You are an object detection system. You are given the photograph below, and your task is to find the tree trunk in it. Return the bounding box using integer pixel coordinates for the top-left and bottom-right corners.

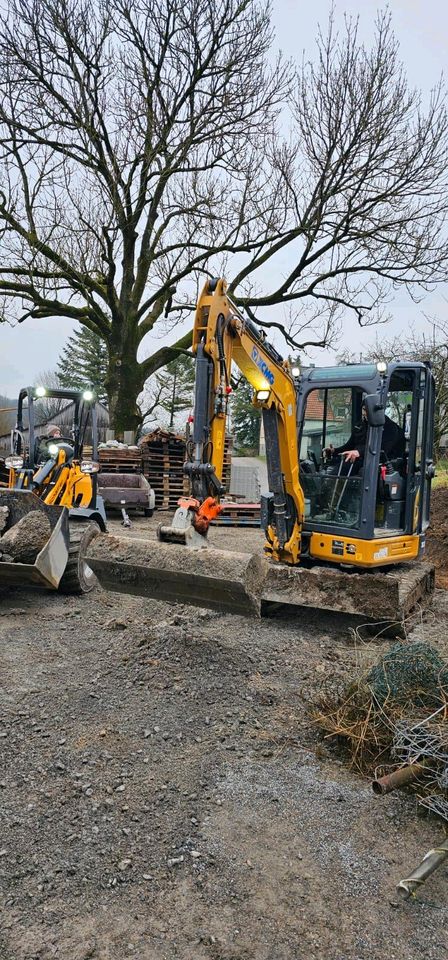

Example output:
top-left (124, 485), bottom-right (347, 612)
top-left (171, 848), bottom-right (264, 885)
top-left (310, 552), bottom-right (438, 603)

top-left (169, 368), bottom-right (177, 428)
top-left (105, 332), bottom-right (145, 439)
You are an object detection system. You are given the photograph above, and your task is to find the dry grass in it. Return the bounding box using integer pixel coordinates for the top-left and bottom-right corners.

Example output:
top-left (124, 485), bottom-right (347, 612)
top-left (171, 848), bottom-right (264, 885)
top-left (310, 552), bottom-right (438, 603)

top-left (311, 643), bottom-right (448, 816)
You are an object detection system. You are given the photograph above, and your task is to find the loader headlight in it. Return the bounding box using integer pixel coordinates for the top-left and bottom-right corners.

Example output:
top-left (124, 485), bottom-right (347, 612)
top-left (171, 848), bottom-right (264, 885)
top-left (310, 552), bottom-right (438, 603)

top-left (80, 459), bottom-right (100, 474)
top-left (35, 386), bottom-right (47, 397)
top-left (376, 361), bottom-right (387, 374)
top-left (5, 455), bottom-right (23, 470)
top-left (48, 443), bottom-right (60, 456)
top-left (256, 389), bottom-right (270, 402)
top-left (82, 389), bottom-right (94, 402)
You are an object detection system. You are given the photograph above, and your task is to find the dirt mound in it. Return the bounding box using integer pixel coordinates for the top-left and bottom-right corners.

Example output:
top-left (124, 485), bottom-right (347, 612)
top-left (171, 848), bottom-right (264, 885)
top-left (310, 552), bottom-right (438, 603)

top-left (427, 486), bottom-right (448, 587)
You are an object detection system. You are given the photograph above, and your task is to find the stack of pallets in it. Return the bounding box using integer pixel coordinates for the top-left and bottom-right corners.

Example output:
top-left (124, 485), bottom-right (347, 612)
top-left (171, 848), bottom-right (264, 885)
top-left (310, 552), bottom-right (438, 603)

top-left (212, 501), bottom-right (261, 527)
top-left (98, 447), bottom-right (142, 474)
top-left (0, 459), bottom-right (9, 487)
top-left (222, 435), bottom-right (233, 493)
top-left (140, 430), bottom-right (189, 509)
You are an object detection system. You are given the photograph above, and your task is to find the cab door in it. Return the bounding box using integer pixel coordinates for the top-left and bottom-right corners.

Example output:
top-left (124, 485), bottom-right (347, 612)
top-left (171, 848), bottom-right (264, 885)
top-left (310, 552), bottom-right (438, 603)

top-left (406, 366), bottom-right (435, 535)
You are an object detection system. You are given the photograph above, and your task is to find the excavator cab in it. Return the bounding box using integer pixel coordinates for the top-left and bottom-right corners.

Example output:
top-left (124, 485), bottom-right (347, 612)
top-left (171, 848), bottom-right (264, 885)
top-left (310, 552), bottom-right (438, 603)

top-left (296, 362), bottom-right (435, 567)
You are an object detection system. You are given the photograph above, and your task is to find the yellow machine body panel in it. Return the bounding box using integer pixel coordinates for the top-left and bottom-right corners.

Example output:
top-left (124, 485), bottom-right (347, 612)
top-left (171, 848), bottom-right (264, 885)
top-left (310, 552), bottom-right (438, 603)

top-left (309, 532), bottom-right (421, 567)
top-left (9, 452), bottom-right (93, 509)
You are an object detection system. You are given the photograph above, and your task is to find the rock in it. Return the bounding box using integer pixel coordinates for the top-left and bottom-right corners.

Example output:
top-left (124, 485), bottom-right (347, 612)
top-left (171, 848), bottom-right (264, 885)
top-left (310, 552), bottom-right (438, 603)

top-left (118, 858), bottom-right (132, 871)
top-left (0, 512), bottom-right (51, 564)
top-left (0, 506), bottom-right (9, 534)
top-left (167, 855), bottom-right (184, 867)
top-left (0, 606), bottom-right (27, 616)
top-left (73, 940), bottom-right (97, 960)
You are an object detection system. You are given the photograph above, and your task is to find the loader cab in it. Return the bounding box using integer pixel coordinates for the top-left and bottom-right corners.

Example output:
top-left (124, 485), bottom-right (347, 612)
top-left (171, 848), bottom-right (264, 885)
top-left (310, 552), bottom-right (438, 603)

top-left (12, 386), bottom-right (96, 468)
top-left (8, 386), bottom-right (106, 527)
top-left (296, 361), bottom-right (435, 563)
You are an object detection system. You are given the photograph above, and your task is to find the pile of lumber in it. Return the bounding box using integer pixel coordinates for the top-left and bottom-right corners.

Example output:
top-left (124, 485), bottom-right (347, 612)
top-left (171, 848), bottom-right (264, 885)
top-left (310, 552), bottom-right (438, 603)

top-left (140, 429), bottom-right (189, 509)
top-left (222, 436), bottom-right (232, 493)
top-left (212, 501), bottom-right (261, 527)
top-left (98, 445), bottom-right (142, 474)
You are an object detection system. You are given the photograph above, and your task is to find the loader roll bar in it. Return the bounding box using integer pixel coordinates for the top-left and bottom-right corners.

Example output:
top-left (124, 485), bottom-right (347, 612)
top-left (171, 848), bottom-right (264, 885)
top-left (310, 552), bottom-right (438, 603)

top-left (14, 387), bottom-right (96, 470)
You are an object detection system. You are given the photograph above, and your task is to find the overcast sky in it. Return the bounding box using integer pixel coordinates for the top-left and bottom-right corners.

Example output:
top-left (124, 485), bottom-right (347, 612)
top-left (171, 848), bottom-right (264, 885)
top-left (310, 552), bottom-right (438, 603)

top-left (1, 0), bottom-right (447, 397)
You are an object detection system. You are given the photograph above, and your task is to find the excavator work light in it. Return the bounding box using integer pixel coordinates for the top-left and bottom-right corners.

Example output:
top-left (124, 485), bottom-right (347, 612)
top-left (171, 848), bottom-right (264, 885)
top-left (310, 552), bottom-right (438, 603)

top-left (35, 386), bottom-right (46, 398)
top-left (256, 389), bottom-right (270, 402)
top-left (5, 455), bottom-right (23, 470)
top-left (82, 390), bottom-right (94, 402)
top-left (48, 444), bottom-right (60, 457)
top-left (80, 459), bottom-right (100, 474)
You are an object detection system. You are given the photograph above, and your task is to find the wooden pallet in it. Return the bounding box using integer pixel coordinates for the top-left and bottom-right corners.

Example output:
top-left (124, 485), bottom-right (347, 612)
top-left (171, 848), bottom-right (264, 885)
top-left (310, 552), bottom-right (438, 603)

top-left (222, 435), bottom-right (232, 493)
top-left (212, 501), bottom-right (261, 527)
top-left (99, 450), bottom-right (142, 474)
top-left (140, 429), bottom-right (188, 508)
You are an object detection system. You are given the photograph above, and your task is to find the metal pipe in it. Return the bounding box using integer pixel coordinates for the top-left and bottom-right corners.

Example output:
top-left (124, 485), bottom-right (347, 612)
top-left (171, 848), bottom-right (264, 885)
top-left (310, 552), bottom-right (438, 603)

top-left (372, 763), bottom-right (425, 796)
top-left (397, 837), bottom-right (448, 900)
top-left (335, 461), bottom-right (354, 512)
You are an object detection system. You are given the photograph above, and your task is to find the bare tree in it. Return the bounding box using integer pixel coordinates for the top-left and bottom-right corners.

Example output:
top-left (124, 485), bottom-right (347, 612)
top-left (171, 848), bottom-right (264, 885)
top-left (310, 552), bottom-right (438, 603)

top-left (33, 368), bottom-right (68, 423)
top-left (1, 2), bottom-right (448, 434)
top-left (344, 322), bottom-right (448, 458)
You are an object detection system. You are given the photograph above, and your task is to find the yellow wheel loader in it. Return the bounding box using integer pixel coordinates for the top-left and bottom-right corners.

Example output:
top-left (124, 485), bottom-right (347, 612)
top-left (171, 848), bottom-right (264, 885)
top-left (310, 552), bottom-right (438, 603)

top-left (85, 278), bottom-right (434, 623)
top-left (0, 386), bottom-right (106, 593)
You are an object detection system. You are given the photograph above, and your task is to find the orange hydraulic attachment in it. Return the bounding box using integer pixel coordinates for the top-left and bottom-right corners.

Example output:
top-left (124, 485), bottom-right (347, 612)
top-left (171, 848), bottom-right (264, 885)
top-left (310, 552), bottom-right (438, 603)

top-left (178, 496), bottom-right (223, 536)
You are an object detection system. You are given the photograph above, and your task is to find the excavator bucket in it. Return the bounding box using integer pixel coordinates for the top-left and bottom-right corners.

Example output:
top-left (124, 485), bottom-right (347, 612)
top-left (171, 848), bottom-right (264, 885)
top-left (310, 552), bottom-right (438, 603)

top-left (85, 533), bottom-right (268, 616)
top-left (85, 533), bottom-right (435, 624)
top-left (0, 490), bottom-right (69, 590)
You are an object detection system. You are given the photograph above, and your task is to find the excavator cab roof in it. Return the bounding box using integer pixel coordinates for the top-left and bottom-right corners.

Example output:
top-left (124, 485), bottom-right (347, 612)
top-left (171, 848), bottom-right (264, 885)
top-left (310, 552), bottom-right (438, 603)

top-left (298, 360), bottom-right (430, 386)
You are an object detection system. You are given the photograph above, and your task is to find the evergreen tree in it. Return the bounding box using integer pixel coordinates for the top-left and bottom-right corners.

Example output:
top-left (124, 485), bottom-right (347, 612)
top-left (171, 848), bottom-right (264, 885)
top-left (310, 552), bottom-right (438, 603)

top-left (153, 355), bottom-right (196, 428)
top-left (57, 327), bottom-right (108, 404)
top-left (231, 381), bottom-right (261, 454)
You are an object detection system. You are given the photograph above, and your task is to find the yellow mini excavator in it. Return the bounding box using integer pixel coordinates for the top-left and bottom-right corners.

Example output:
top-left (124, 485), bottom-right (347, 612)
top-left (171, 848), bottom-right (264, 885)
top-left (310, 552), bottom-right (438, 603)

top-left (0, 386), bottom-right (106, 593)
top-left (86, 278), bottom-right (435, 623)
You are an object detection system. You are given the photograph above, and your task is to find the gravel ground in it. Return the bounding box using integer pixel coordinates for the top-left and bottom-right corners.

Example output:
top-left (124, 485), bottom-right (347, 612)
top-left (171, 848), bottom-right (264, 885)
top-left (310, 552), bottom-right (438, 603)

top-left (1, 515), bottom-right (447, 960)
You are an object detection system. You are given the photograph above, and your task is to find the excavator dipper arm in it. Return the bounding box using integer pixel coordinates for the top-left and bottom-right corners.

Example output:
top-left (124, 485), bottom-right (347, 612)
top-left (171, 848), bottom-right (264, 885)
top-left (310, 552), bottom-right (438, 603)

top-left (159, 278), bottom-right (305, 565)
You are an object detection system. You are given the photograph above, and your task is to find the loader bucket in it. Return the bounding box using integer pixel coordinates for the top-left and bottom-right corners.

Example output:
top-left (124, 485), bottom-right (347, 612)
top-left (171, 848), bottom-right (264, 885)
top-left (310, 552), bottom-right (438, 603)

top-left (0, 490), bottom-right (69, 590)
top-left (85, 534), bottom-right (268, 616)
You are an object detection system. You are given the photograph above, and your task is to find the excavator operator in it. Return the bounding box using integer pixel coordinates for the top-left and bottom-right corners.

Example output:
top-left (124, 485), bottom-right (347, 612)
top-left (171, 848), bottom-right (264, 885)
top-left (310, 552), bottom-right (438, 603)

top-left (325, 401), bottom-right (405, 474)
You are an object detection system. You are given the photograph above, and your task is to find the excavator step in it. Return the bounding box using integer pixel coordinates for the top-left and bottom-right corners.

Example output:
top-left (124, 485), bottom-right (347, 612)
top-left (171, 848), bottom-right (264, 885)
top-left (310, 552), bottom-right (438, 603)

top-left (85, 533), bottom-right (435, 623)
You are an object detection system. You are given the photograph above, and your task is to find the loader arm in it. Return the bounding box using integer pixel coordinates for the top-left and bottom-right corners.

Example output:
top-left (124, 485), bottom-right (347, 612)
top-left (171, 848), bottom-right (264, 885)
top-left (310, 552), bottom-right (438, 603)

top-left (182, 278), bottom-right (304, 564)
